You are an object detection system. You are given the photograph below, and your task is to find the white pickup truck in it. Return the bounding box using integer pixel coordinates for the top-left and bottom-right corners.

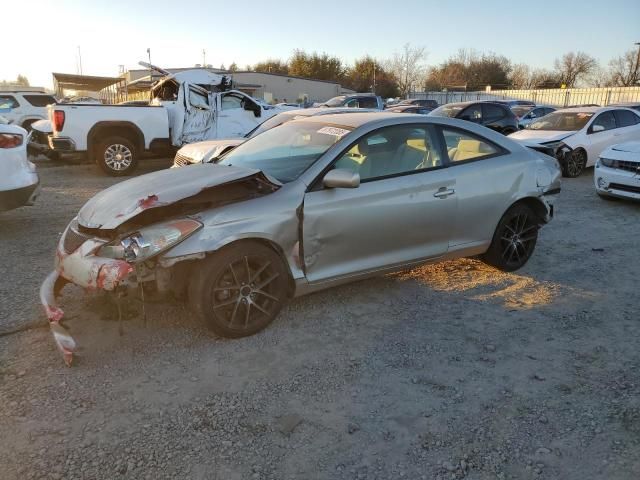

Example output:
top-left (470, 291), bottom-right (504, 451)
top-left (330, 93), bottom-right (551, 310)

top-left (48, 68), bottom-right (283, 175)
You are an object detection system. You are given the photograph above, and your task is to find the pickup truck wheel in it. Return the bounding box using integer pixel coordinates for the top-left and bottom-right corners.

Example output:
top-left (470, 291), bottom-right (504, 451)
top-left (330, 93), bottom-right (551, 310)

top-left (95, 136), bottom-right (138, 176)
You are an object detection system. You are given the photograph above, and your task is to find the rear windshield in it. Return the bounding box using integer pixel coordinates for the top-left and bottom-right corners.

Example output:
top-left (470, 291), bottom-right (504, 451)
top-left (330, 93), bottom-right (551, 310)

top-left (23, 95), bottom-right (57, 107)
top-left (429, 104), bottom-right (466, 118)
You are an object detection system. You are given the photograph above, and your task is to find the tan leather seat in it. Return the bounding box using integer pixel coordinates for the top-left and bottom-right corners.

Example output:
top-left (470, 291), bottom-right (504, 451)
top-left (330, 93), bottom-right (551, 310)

top-left (452, 139), bottom-right (492, 161)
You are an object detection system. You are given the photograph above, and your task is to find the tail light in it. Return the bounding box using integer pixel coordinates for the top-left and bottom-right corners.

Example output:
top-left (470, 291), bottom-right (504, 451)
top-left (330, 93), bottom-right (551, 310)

top-left (0, 133), bottom-right (23, 148)
top-left (53, 110), bottom-right (65, 132)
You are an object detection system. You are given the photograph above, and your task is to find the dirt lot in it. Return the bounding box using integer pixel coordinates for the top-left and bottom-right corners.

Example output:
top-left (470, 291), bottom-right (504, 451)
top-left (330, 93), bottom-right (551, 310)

top-left (1, 159), bottom-right (639, 480)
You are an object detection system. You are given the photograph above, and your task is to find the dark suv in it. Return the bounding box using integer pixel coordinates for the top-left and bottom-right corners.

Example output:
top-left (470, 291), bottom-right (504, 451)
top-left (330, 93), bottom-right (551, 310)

top-left (397, 98), bottom-right (439, 109)
top-left (320, 94), bottom-right (384, 110)
top-left (429, 101), bottom-right (520, 134)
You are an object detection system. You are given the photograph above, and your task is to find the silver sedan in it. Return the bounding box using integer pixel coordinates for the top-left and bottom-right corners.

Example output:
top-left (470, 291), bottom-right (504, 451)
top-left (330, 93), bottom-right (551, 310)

top-left (41, 113), bottom-right (561, 364)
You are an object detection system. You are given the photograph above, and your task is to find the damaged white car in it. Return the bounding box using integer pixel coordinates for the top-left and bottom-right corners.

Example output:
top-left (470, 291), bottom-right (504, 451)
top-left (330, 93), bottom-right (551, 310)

top-left (41, 113), bottom-right (560, 365)
top-left (1, 123), bottom-right (39, 211)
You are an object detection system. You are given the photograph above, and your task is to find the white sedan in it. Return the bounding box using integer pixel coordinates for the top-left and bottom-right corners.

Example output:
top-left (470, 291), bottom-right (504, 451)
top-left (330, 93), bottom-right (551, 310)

top-left (595, 141), bottom-right (640, 201)
top-left (509, 106), bottom-right (640, 177)
top-left (0, 124), bottom-right (39, 211)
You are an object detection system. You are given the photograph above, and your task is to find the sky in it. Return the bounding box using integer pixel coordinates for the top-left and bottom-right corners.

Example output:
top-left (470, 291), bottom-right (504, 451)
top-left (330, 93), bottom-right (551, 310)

top-left (3, 0), bottom-right (639, 89)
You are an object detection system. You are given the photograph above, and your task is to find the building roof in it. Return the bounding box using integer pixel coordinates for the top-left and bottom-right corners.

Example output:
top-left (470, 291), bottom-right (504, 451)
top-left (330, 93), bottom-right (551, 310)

top-left (52, 72), bottom-right (123, 91)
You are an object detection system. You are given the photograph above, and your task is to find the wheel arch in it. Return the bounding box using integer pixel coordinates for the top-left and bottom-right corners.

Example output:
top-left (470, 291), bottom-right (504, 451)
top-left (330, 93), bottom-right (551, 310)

top-left (87, 121), bottom-right (145, 155)
top-left (508, 196), bottom-right (550, 225)
top-left (173, 236), bottom-right (297, 298)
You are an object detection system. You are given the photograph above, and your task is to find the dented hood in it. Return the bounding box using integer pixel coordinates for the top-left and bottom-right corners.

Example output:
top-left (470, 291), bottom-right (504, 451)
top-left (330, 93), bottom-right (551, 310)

top-left (78, 164), bottom-right (265, 230)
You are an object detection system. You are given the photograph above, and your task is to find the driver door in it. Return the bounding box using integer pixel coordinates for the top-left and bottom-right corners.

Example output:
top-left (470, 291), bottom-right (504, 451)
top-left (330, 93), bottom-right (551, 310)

top-left (216, 92), bottom-right (262, 138)
top-left (302, 124), bottom-right (456, 283)
top-left (175, 83), bottom-right (214, 145)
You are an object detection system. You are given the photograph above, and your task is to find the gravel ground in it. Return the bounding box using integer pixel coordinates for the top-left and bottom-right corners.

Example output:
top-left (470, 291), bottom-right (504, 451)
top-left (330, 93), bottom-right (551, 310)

top-left (0, 159), bottom-right (639, 479)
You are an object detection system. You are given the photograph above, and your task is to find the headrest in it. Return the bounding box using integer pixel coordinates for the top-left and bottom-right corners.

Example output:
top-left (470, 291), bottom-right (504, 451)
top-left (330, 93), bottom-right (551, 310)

top-left (358, 139), bottom-right (370, 156)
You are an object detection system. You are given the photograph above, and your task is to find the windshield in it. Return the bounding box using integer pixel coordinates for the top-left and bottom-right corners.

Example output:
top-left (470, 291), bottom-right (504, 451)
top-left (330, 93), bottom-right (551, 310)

top-left (429, 103), bottom-right (466, 118)
top-left (529, 111), bottom-right (594, 131)
top-left (245, 112), bottom-right (298, 138)
top-left (323, 96), bottom-right (346, 107)
top-left (219, 121), bottom-right (352, 183)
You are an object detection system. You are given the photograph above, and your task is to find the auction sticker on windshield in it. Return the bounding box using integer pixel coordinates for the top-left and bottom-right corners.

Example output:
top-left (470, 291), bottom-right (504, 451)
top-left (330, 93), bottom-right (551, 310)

top-left (317, 126), bottom-right (350, 137)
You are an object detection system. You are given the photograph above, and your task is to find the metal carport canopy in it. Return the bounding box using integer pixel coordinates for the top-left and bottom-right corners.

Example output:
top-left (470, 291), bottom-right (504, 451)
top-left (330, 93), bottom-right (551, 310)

top-left (52, 72), bottom-right (123, 91)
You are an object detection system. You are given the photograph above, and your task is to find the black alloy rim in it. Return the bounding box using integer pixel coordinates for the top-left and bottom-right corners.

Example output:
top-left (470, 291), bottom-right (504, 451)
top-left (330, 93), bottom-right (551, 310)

top-left (210, 255), bottom-right (281, 330)
top-left (500, 213), bottom-right (537, 267)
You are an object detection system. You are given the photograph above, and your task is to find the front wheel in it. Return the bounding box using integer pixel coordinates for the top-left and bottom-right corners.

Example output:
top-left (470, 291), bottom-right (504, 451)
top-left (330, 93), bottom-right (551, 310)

top-left (94, 136), bottom-right (138, 176)
top-left (483, 204), bottom-right (539, 272)
top-left (189, 242), bottom-right (289, 338)
top-left (562, 149), bottom-right (587, 178)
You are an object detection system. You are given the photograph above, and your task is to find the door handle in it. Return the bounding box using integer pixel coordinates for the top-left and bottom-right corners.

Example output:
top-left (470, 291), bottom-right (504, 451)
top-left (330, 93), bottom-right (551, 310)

top-left (433, 187), bottom-right (455, 198)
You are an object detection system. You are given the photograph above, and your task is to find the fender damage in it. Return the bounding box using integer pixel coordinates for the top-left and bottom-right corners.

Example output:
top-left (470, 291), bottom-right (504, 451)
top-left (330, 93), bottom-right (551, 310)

top-left (40, 164), bottom-right (280, 365)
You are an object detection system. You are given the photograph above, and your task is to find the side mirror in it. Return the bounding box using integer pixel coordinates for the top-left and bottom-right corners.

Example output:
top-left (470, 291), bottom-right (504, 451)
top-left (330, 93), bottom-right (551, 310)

top-left (592, 124), bottom-right (605, 133)
top-left (244, 101), bottom-right (261, 117)
top-left (323, 169), bottom-right (360, 189)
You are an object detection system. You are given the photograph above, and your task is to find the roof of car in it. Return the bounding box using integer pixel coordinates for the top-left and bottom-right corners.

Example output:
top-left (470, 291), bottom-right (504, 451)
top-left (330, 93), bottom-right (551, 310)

top-left (294, 111), bottom-right (410, 128)
top-left (555, 106), bottom-right (614, 113)
top-left (285, 107), bottom-right (379, 117)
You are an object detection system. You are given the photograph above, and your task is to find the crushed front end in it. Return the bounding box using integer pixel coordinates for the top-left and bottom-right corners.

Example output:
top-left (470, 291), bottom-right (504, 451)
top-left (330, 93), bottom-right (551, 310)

top-left (40, 217), bottom-right (202, 366)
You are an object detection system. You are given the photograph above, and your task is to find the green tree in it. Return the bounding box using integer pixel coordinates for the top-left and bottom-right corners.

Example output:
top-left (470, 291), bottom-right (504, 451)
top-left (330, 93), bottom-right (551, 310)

top-left (252, 59), bottom-right (289, 75)
top-left (345, 56), bottom-right (399, 98)
top-left (425, 49), bottom-right (512, 91)
top-left (288, 50), bottom-right (345, 82)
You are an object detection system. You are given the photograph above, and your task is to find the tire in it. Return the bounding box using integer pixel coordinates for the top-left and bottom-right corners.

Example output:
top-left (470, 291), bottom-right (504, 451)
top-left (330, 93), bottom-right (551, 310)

top-left (94, 136), bottom-right (138, 176)
top-left (561, 149), bottom-right (587, 178)
top-left (483, 203), bottom-right (539, 272)
top-left (46, 150), bottom-right (61, 162)
top-left (189, 241), bottom-right (289, 338)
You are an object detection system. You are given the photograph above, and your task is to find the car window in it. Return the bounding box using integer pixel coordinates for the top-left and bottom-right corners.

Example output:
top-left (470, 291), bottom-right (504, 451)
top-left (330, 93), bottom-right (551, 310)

top-left (461, 104), bottom-right (482, 120)
top-left (23, 95), bottom-right (57, 107)
top-left (221, 94), bottom-right (243, 110)
top-left (613, 109), bottom-right (639, 127)
top-left (189, 87), bottom-right (209, 110)
top-left (441, 128), bottom-right (500, 163)
top-left (358, 97), bottom-right (378, 109)
top-left (344, 99), bottom-right (358, 108)
top-left (0, 95), bottom-right (19, 110)
top-left (332, 125), bottom-right (443, 182)
top-left (544, 108), bottom-right (555, 116)
top-left (483, 104), bottom-right (505, 122)
top-left (591, 112), bottom-right (617, 131)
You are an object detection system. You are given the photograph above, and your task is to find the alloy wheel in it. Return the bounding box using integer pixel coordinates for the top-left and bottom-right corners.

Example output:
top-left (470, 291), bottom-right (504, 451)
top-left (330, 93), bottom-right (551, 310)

top-left (210, 255), bottom-right (282, 330)
top-left (565, 150), bottom-right (586, 177)
top-left (104, 144), bottom-right (133, 171)
top-left (499, 212), bottom-right (538, 268)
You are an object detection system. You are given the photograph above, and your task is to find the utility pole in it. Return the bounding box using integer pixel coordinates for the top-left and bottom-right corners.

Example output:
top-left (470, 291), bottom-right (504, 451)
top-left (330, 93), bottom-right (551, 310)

top-left (635, 42), bottom-right (640, 85)
top-left (77, 46), bottom-right (83, 75)
top-left (203, 49), bottom-right (206, 68)
top-left (372, 63), bottom-right (376, 94)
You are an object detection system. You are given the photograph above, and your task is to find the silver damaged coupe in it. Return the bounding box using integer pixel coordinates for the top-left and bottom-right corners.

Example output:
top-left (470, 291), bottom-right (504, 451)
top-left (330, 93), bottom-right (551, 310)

top-left (41, 112), bottom-right (561, 364)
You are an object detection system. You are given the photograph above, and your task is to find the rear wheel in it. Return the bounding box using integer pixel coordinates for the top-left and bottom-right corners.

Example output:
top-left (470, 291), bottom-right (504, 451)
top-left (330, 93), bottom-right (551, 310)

top-left (562, 149), bottom-right (587, 178)
top-left (483, 203), bottom-right (539, 272)
top-left (189, 242), bottom-right (289, 338)
top-left (94, 136), bottom-right (138, 176)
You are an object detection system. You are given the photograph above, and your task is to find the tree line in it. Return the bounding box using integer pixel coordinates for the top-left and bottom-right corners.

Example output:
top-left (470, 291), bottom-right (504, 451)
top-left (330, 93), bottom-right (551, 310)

top-left (233, 44), bottom-right (640, 96)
